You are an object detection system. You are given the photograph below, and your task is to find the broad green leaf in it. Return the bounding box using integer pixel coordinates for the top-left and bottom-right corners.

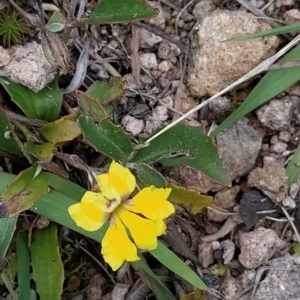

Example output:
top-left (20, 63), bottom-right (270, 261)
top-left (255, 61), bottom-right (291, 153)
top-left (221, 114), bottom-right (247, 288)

top-left (0, 109), bottom-right (23, 156)
top-left (31, 224), bottom-right (64, 300)
top-left (86, 78), bottom-right (126, 104)
top-left (0, 216), bottom-right (17, 259)
top-left (77, 91), bottom-right (107, 121)
top-left (0, 173), bottom-right (208, 292)
top-left (211, 45), bottom-right (300, 137)
top-left (226, 22), bottom-right (300, 42)
top-left (24, 141), bottom-right (54, 161)
top-left (1, 166), bottom-right (48, 217)
top-left (16, 231), bottom-right (31, 300)
top-left (130, 123), bottom-right (230, 185)
top-left (168, 183), bottom-right (213, 214)
top-left (79, 115), bottom-right (133, 161)
top-left (150, 242), bottom-right (209, 292)
top-left (286, 144), bottom-right (300, 186)
top-left (0, 77), bottom-right (62, 122)
top-left (0, 254), bottom-right (17, 287)
top-left (39, 115), bottom-right (81, 144)
top-left (83, 0), bottom-right (158, 24)
top-left (131, 163), bottom-right (166, 188)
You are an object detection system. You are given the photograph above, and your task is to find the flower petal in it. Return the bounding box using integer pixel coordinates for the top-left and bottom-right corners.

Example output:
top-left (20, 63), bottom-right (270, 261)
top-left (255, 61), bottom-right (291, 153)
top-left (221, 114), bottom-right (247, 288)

top-left (68, 191), bottom-right (108, 231)
top-left (97, 161), bottom-right (136, 200)
top-left (101, 216), bottom-right (140, 271)
top-left (117, 206), bottom-right (166, 250)
top-left (128, 186), bottom-right (174, 221)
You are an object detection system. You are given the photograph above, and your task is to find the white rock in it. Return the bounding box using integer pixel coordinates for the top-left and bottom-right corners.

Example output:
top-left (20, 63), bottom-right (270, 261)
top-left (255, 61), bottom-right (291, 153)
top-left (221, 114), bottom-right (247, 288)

top-left (188, 9), bottom-right (279, 97)
top-left (256, 96), bottom-right (298, 130)
top-left (198, 243), bottom-right (214, 268)
top-left (221, 240), bottom-right (235, 264)
top-left (192, 0), bottom-right (216, 20)
top-left (1, 41), bottom-right (57, 92)
top-left (282, 196), bottom-right (296, 209)
top-left (279, 131), bottom-right (291, 142)
top-left (140, 53), bottom-right (158, 69)
top-left (270, 141), bottom-right (287, 153)
top-left (153, 105), bottom-right (168, 121)
top-left (158, 40), bottom-right (181, 60)
top-left (121, 115), bottom-right (144, 136)
top-left (0, 46), bottom-right (10, 67)
top-left (157, 60), bottom-right (173, 72)
top-left (140, 29), bottom-right (162, 48)
top-left (144, 117), bottom-right (161, 134)
top-left (238, 227), bottom-right (285, 269)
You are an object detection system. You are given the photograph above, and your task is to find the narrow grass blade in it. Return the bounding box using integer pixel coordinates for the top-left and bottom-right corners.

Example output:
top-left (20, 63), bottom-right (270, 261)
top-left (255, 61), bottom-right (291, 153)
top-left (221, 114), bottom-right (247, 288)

top-left (211, 45), bottom-right (300, 137)
top-left (132, 258), bottom-right (176, 300)
top-left (0, 216), bottom-right (17, 259)
top-left (31, 224), bottom-right (64, 300)
top-left (150, 242), bottom-right (209, 291)
top-left (226, 22), bottom-right (300, 42)
top-left (16, 231), bottom-right (31, 300)
top-left (286, 145), bottom-right (300, 186)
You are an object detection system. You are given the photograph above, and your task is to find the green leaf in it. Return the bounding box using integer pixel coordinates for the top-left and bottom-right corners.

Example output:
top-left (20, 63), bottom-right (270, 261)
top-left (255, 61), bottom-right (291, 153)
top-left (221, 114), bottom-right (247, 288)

top-left (1, 166), bottom-right (48, 217)
top-left (226, 22), bottom-right (300, 42)
top-left (0, 216), bottom-right (17, 259)
top-left (16, 231), bottom-right (31, 300)
top-left (132, 258), bottom-right (176, 300)
top-left (45, 22), bottom-right (64, 32)
top-left (79, 115), bottom-right (134, 161)
top-left (211, 45), bottom-right (300, 137)
top-left (83, 0), bottom-right (159, 24)
top-left (39, 115), bottom-right (81, 144)
top-left (130, 163), bottom-right (166, 188)
top-left (286, 144), bottom-right (300, 186)
top-left (130, 123), bottom-right (230, 185)
top-left (24, 141), bottom-right (54, 161)
top-left (0, 77), bottom-right (62, 122)
top-left (0, 172), bottom-right (208, 292)
top-left (0, 254), bottom-right (17, 287)
top-left (168, 183), bottom-right (213, 214)
top-left (0, 109), bottom-right (23, 156)
top-left (77, 91), bottom-right (107, 121)
top-left (150, 242), bottom-right (209, 292)
top-left (31, 224), bottom-right (64, 300)
top-left (86, 78), bottom-right (126, 104)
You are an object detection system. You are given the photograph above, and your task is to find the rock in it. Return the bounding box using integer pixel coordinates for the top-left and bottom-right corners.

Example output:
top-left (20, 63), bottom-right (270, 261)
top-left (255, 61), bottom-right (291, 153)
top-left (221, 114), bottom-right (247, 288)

top-left (216, 117), bottom-right (262, 180)
top-left (146, 1), bottom-right (165, 29)
top-left (152, 105), bottom-right (168, 121)
top-left (111, 283), bottom-right (129, 300)
top-left (0, 41), bottom-right (57, 92)
top-left (208, 96), bottom-right (232, 123)
top-left (253, 254), bottom-right (300, 300)
top-left (192, 0), bottom-right (216, 20)
top-left (198, 243), bottom-right (214, 268)
top-left (247, 161), bottom-right (287, 203)
top-left (144, 117), bottom-right (161, 135)
top-left (278, 131), bottom-right (291, 142)
top-left (121, 115), bottom-right (144, 136)
top-left (238, 227), bottom-right (285, 269)
top-left (188, 9), bottom-right (279, 97)
top-left (158, 40), bottom-right (181, 60)
top-left (214, 185), bottom-right (240, 209)
top-left (240, 270), bottom-right (256, 289)
top-left (282, 196), bottom-right (296, 209)
top-left (270, 141), bottom-right (287, 153)
top-left (140, 53), bottom-right (158, 69)
top-left (168, 165), bottom-right (224, 194)
top-left (222, 277), bottom-right (243, 300)
top-left (157, 60), bottom-right (173, 72)
top-left (207, 207), bottom-right (228, 222)
top-left (140, 29), bottom-right (162, 48)
top-left (283, 9), bottom-right (300, 24)
top-left (0, 46), bottom-right (10, 67)
top-left (256, 97), bottom-right (298, 130)
top-left (221, 240), bottom-right (235, 264)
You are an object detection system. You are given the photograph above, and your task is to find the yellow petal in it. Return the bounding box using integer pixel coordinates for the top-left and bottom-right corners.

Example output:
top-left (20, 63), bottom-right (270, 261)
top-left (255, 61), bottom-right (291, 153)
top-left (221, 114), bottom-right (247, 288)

top-left (68, 191), bottom-right (108, 232)
top-left (101, 216), bottom-right (140, 271)
top-left (117, 206), bottom-right (166, 250)
top-left (97, 161), bottom-right (136, 200)
top-left (129, 186), bottom-right (174, 221)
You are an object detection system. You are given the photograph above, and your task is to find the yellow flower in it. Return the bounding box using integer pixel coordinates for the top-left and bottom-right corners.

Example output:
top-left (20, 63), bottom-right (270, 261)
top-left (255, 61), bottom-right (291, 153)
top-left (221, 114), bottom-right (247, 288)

top-left (68, 161), bottom-right (174, 271)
